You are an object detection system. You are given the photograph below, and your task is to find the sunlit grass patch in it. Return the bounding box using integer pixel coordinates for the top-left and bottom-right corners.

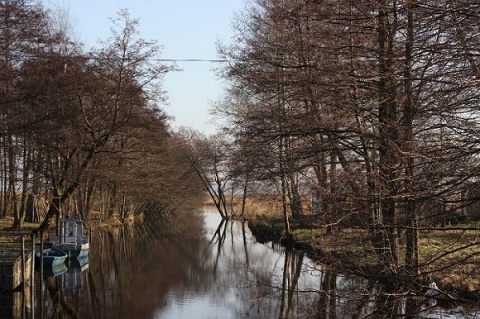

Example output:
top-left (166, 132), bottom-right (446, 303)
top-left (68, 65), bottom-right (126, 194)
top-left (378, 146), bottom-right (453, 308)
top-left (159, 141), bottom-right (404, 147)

top-left (286, 220), bottom-right (479, 292)
top-left (0, 217), bottom-right (39, 232)
top-left (292, 228), bottom-right (324, 241)
top-left (418, 228), bottom-right (480, 290)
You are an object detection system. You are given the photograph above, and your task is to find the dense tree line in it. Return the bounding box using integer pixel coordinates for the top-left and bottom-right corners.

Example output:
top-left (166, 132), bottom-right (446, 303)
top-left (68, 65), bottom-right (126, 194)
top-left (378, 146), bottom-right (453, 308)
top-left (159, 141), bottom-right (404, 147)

top-left (0, 1), bottom-right (203, 230)
top-left (209, 0), bottom-right (480, 276)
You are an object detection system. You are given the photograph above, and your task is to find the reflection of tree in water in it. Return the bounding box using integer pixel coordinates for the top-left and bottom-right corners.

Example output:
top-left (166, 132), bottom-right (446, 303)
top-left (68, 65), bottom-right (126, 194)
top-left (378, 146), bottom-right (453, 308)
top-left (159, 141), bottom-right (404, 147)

top-left (35, 212), bottom-right (477, 318)
top-left (37, 274), bottom-right (81, 319)
top-left (206, 217), bottom-right (322, 318)
top-left (211, 222), bottom-right (316, 319)
top-left (235, 246), bottom-right (322, 319)
top-left (316, 269), bottom-right (337, 319)
top-left (93, 214), bottom-right (212, 318)
top-left (224, 222), bottom-right (459, 319)
top-left (37, 212), bottom-right (210, 319)
top-left (210, 218), bottom-right (227, 274)
top-left (318, 279), bottom-right (467, 319)
top-left (278, 249), bottom-right (304, 319)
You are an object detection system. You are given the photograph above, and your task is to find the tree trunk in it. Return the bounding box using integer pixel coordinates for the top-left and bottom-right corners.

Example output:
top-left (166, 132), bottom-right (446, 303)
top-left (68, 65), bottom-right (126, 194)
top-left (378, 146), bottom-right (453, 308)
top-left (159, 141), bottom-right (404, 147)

top-left (403, 0), bottom-right (419, 273)
top-left (240, 176), bottom-right (248, 219)
top-left (376, 0), bottom-right (399, 267)
top-left (8, 132), bottom-right (20, 229)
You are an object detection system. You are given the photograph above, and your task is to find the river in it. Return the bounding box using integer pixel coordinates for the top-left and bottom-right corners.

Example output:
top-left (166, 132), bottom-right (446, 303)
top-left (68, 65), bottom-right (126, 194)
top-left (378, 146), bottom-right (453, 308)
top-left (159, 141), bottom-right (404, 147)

top-left (5, 209), bottom-right (478, 318)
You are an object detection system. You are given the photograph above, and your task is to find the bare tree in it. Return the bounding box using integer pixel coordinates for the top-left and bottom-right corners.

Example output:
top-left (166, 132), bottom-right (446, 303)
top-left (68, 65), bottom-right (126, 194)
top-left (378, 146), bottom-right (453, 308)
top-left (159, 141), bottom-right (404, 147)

top-left (0, 0), bottom-right (55, 229)
top-left (30, 10), bottom-right (174, 232)
top-left (181, 129), bottom-right (234, 219)
top-left (217, 0), bottom-right (480, 282)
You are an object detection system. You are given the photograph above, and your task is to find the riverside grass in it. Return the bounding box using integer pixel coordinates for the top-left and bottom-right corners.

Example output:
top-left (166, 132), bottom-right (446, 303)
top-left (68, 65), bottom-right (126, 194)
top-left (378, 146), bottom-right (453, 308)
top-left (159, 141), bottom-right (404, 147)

top-left (217, 195), bottom-right (479, 298)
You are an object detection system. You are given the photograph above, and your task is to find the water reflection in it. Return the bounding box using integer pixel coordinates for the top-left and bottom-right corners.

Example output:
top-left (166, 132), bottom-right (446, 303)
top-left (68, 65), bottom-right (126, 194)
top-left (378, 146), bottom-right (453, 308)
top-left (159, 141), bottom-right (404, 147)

top-left (60, 257), bottom-right (89, 292)
top-left (22, 210), bottom-right (479, 318)
top-left (37, 259), bottom-right (89, 318)
top-left (0, 286), bottom-right (32, 318)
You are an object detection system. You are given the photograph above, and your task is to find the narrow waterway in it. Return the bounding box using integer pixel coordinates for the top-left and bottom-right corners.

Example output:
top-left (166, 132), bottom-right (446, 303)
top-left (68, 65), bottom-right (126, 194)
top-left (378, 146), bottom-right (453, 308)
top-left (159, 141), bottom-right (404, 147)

top-left (13, 210), bottom-right (478, 318)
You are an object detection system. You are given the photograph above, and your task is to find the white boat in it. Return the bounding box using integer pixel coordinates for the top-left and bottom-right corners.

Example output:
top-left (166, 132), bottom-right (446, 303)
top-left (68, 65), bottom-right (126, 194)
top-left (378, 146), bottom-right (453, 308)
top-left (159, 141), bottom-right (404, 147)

top-left (53, 213), bottom-right (89, 258)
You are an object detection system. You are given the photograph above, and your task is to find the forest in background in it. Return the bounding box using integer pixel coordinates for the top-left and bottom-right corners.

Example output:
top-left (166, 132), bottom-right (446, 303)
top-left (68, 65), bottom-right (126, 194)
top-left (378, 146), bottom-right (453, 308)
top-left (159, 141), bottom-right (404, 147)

top-left (0, 1), bottom-right (204, 231)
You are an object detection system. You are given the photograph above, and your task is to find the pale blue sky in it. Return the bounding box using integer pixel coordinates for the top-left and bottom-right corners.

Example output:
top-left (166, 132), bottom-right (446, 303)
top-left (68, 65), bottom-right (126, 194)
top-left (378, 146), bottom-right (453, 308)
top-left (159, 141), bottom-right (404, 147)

top-left (44, 1), bottom-right (246, 134)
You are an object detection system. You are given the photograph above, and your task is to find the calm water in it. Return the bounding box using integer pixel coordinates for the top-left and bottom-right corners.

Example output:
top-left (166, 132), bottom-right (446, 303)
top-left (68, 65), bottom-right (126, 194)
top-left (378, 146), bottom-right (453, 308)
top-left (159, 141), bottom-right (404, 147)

top-left (3, 210), bottom-right (478, 318)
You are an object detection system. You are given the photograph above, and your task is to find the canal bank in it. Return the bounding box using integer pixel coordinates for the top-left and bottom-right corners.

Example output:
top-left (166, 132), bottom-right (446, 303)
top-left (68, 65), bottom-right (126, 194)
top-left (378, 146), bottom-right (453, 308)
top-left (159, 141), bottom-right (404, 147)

top-left (247, 217), bottom-right (480, 304)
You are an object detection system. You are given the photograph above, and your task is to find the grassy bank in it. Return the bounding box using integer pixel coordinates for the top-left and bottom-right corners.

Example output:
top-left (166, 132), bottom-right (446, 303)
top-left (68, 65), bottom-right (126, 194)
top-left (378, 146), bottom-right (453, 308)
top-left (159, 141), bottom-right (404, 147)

top-left (217, 194), bottom-right (479, 299)
top-left (0, 217), bottom-right (40, 232)
top-left (248, 215), bottom-right (480, 302)
top-left (0, 213), bottom-right (129, 234)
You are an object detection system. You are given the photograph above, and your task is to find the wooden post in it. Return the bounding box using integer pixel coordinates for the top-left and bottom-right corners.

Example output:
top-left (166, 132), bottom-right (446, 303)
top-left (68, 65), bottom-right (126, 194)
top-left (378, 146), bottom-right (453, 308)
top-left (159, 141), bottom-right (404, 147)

top-left (40, 231), bottom-right (45, 318)
top-left (30, 233), bottom-right (35, 306)
top-left (40, 232), bottom-right (44, 277)
top-left (21, 235), bottom-right (25, 288)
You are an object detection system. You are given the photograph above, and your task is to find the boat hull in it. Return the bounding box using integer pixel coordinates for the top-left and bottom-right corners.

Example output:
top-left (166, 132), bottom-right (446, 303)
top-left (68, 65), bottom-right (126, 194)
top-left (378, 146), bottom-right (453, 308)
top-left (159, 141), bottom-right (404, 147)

top-left (35, 248), bottom-right (68, 268)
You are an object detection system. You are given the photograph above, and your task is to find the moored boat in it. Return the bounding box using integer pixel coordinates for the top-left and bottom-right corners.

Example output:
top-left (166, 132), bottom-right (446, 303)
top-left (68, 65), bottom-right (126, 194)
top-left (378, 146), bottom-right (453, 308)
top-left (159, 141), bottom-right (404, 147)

top-left (35, 247), bottom-right (68, 268)
top-left (53, 213), bottom-right (89, 258)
